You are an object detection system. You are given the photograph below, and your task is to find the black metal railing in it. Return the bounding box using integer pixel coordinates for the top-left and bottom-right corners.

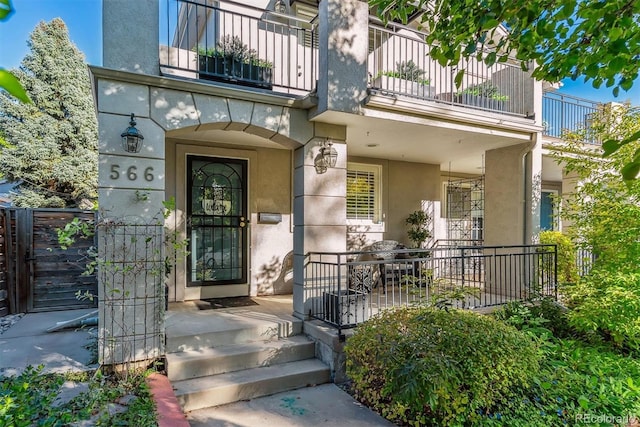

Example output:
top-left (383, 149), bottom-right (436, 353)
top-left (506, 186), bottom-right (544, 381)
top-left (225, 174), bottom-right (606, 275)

top-left (305, 244), bottom-right (557, 333)
top-left (368, 19), bottom-right (533, 117)
top-left (543, 91), bottom-right (602, 144)
top-left (160, 0), bottom-right (318, 94)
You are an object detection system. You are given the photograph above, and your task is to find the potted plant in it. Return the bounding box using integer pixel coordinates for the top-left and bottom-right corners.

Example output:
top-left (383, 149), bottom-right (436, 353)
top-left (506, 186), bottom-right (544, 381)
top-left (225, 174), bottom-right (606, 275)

top-left (196, 35), bottom-right (273, 89)
top-left (406, 209), bottom-right (431, 249)
top-left (374, 60), bottom-right (435, 98)
top-left (455, 81), bottom-right (509, 111)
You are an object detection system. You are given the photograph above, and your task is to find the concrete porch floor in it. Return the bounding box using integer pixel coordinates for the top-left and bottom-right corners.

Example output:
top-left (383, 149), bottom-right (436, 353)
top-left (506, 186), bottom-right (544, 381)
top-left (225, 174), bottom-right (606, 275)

top-left (166, 295), bottom-right (297, 347)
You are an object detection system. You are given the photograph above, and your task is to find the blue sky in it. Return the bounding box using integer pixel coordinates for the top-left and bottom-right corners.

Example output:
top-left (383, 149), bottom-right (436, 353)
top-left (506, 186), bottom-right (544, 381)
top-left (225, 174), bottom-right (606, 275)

top-left (1, 0), bottom-right (638, 105)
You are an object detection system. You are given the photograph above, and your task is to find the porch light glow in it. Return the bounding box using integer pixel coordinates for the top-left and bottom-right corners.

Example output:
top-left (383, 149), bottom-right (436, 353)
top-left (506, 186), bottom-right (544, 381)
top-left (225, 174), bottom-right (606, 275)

top-left (121, 113), bottom-right (144, 153)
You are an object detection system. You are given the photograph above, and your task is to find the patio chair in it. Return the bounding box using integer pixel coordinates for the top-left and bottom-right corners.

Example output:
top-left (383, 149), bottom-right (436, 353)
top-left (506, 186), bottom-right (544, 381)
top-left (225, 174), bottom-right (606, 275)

top-left (349, 240), bottom-right (405, 294)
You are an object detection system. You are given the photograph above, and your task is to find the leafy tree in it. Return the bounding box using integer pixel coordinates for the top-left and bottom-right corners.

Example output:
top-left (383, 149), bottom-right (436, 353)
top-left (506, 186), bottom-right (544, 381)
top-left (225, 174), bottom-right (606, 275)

top-left (555, 103), bottom-right (640, 270)
top-left (369, 0), bottom-right (639, 95)
top-left (552, 105), bottom-right (640, 351)
top-left (0, 18), bottom-right (97, 207)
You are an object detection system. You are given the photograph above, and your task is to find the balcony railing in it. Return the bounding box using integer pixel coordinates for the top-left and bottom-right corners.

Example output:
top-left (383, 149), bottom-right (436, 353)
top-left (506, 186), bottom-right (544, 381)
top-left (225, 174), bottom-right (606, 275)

top-left (305, 244), bottom-right (557, 334)
top-left (368, 19), bottom-right (533, 117)
top-left (543, 91), bottom-right (602, 144)
top-left (160, 0), bottom-right (318, 95)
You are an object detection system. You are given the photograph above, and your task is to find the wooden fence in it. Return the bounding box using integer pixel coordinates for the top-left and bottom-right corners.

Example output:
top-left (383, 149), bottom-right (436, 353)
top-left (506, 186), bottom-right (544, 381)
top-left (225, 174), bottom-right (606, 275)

top-left (0, 208), bottom-right (98, 315)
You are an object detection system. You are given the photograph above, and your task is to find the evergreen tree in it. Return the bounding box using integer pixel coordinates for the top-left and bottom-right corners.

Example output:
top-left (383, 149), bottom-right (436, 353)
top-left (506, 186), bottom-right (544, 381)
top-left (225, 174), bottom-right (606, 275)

top-left (0, 18), bottom-right (97, 207)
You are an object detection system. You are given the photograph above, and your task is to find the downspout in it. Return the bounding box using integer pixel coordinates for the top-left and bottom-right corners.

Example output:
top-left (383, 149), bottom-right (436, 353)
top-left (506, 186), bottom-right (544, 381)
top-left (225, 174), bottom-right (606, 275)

top-left (521, 135), bottom-right (538, 245)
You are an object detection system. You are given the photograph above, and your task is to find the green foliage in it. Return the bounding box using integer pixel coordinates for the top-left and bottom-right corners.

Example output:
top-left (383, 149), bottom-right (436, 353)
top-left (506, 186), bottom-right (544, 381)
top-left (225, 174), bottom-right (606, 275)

top-left (0, 365), bottom-right (64, 426)
top-left (489, 339), bottom-right (640, 426)
top-left (0, 366), bottom-right (157, 426)
top-left (381, 60), bottom-right (430, 85)
top-left (405, 209), bottom-right (431, 248)
top-left (557, 104), bottom-right (640, 271)
top-left (563, 271), bottom-right (640, 352)
top-left (197, 35), bottom-right (273, 68)
top-left (538, 231), bottom-right (577, 284)
top-left (0, 18), bottom-right (97, 207)
top-left (369, 0), bottom-right (640, 97)
top-left (56, 216), bottom-right (94, 250)
top-left (458, 81), bottom-right (509, 101)
top-left (493, 298), bottom-right (573, 340)
top-left (345, 307), bottom-right (540, 426)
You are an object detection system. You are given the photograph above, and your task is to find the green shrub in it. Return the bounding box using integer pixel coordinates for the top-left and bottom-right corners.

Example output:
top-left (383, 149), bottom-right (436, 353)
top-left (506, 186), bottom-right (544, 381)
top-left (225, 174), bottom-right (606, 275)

top-left (564, 271), bottom-right (640, 352)
top-left (538, 231), bottom-right (577, 285)
top-left (0, 366), bottom-right (157, 426)
top-left (345, 307), bottom-right (540, 426)
top-left (493, 297), bottom-right (573, 339)
top-left (492, 339), bottom-right (640, 426)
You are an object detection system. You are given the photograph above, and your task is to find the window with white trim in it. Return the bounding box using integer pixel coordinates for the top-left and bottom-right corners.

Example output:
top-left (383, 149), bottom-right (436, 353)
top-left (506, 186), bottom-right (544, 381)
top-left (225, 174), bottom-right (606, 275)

top-left (347, 163), bottom-right (381, 223)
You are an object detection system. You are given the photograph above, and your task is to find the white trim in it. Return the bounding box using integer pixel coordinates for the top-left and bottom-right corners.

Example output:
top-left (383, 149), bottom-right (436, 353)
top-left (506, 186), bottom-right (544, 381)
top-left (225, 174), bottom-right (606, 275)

top-left (346, 162), bottom-right (383, 228)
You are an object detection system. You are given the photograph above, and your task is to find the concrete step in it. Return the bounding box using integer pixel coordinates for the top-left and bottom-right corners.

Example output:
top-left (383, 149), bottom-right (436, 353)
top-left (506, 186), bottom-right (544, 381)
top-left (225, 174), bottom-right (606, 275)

top-left (174, 359), bottom-right (331, 412)
top-left (166, 335), bottom-right (316, 382)
top-left (165, 315), bottom-right (302, 353)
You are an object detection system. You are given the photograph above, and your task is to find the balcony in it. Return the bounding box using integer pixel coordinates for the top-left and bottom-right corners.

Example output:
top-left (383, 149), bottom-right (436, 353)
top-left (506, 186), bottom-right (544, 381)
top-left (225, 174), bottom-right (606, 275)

top-left (542, 91), bottom-right (602, 144)
top-left (160, 0), bottom-right (318, 95)
top-left (367, 19), bottom-right (534, 118)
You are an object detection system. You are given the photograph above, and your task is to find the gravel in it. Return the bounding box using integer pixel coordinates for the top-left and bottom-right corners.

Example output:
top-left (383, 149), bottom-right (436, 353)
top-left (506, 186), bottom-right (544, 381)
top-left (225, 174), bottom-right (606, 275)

top-left (0, 313), bottom-right (25, 335)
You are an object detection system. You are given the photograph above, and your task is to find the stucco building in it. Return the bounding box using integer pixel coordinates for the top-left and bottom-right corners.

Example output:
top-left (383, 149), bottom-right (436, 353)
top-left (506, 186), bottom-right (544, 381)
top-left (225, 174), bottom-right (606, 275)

top-left (92, 0), bottom-right (598, 367)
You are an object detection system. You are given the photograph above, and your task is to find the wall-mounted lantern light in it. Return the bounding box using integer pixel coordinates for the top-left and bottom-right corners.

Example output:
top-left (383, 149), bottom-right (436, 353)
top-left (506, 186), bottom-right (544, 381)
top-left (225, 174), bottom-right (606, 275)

top-left (121, 113), bottom-right (144, 153)
top-left (314, 139), bottom-right (338, 174)
top-left (321, 140), bottom-right (338, 168)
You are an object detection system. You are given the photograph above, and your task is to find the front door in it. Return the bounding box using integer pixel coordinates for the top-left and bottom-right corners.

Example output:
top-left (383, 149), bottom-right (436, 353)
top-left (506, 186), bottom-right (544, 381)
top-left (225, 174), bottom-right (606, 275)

top-left (187, 156), bottom-right (248, 287)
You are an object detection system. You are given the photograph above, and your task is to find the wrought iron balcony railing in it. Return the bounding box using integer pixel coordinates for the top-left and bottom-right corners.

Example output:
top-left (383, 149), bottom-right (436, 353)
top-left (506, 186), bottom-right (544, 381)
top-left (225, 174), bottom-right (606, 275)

top-left (368, 19), bottom-right (534, 118)
top-left (160, 0), bottom-right (318, 95)
top-left (542, 91), bottom-right (602, 144)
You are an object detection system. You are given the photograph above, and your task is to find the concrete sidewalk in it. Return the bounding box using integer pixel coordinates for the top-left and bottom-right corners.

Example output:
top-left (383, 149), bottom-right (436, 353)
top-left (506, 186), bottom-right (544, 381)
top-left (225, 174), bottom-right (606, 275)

top-left (0, 309), bottom-right (97, 376)
top-left (0, 309), bottom-right (394, 427)
top-left (187, 383), bottom-right (394, 427)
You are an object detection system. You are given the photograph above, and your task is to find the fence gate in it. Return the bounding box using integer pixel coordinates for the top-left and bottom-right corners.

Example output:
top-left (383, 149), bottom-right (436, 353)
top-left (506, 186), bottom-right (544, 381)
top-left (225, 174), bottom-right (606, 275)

top-left (0, 208), bottom-right (98, 314)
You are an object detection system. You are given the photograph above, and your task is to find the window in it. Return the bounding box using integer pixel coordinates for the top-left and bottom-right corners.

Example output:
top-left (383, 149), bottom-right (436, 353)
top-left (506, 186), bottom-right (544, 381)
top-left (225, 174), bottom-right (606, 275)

top-left (347, 163), bottom-right (381, 223)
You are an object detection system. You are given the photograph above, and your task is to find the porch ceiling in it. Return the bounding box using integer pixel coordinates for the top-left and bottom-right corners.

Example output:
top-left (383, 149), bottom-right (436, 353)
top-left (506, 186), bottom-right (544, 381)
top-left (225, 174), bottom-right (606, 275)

top-left (318, 110), bottom-right (534, 175)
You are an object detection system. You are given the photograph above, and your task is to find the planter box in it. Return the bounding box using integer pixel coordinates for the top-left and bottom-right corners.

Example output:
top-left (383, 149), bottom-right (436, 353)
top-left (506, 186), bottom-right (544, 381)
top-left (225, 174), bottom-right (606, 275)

top-left (373, 75), bottom-right (436, 99)
top-left (323, 289), bottom-right (369, 327)
top-left (198, 56), bottom-right (273, 89)
top-left (455, 94), bottom-right (506, 111)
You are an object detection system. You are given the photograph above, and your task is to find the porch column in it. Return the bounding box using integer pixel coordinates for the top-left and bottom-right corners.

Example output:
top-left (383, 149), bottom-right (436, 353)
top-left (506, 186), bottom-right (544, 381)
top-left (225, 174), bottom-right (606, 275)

top-left (484, 139), bottom-right (542, 298)
top-left (484, 140), bottom-right (541, 246)
top-left (313, 0), bottom-right (369, 117)
top-left (103, 0), bottom-right (159, 75)
top-left (292, 124), bottom-right (347, 320)
top-left (100, 0), bottom-right (162, 369)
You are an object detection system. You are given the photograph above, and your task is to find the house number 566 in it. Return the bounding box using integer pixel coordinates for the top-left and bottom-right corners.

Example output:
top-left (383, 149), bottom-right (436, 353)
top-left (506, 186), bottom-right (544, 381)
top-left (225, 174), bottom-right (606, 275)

top-left (110, 165), bottom-right (154, 182)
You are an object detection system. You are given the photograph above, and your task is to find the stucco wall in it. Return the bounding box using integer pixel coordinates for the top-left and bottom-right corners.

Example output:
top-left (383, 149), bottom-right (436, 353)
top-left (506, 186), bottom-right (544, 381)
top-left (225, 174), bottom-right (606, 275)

top-left (165, 139), bottom-right (293, 300)
top-left (346, 156), bottom-right (440, 249)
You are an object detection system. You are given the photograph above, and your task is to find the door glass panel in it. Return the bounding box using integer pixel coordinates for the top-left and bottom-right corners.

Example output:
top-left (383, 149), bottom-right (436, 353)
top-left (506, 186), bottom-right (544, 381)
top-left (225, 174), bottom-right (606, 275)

top-left (188, 157), bottom-right (247, 285)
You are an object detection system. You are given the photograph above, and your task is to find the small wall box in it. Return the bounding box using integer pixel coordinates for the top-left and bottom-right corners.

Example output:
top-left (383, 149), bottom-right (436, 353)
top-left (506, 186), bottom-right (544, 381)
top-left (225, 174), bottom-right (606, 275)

top-left (258, 212), bottom-right (282, 224)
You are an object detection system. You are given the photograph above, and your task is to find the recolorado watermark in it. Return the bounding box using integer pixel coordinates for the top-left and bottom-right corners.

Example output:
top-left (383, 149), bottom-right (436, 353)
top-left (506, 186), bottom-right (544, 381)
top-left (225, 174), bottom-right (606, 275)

top-left (575, 413), bottom-right (638, 425)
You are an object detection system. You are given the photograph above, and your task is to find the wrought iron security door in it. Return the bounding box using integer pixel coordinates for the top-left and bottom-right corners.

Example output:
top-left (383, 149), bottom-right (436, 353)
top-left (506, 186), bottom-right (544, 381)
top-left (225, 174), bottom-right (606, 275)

top-left (188, 156), bottom-right (247, 286)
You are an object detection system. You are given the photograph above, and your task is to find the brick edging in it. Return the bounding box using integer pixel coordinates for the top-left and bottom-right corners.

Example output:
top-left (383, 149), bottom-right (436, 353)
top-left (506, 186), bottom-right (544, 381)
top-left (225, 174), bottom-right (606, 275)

top-left (146, 373), bottom-right (190, 427)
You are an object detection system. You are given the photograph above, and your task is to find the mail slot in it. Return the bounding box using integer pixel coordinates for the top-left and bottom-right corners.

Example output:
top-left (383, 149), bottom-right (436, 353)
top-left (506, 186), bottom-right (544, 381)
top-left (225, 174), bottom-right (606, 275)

top-left (258, 212), bottom-right (282, 224)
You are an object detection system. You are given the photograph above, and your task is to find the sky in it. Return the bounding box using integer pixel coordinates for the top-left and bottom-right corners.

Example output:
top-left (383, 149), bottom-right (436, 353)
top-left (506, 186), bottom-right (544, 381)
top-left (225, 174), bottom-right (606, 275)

top-left (0, 0), bottom-right (638, 106)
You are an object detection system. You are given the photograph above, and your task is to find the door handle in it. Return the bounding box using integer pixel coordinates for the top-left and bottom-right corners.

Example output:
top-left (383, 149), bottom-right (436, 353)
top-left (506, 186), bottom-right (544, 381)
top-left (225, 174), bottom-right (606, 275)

top-left (239, 221), bottom-right (247, 228)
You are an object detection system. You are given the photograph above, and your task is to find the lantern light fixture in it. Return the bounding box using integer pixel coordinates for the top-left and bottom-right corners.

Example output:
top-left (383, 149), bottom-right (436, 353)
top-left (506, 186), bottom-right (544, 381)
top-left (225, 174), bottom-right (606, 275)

top-left (121, 113), bottom-right (144, 153)
top-left (321, 140), bottom-right (338, 168)
top-left (314, 139), bottom-right (338, 174)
